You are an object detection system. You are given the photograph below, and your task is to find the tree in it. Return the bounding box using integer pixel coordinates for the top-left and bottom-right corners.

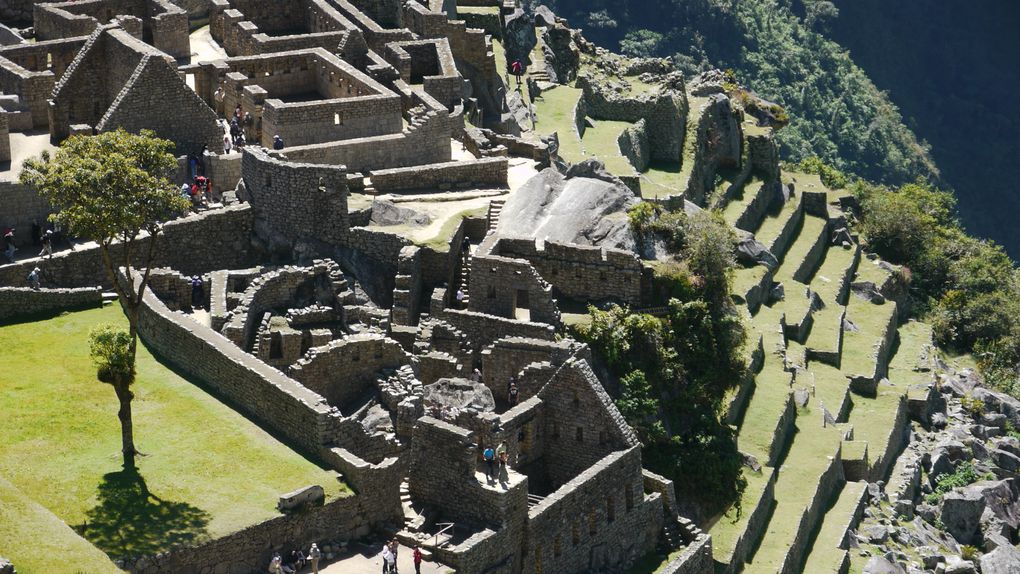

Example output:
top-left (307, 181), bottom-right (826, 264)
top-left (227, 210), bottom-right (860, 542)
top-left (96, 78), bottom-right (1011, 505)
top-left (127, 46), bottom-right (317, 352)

top-left (21, 129), bottom-right (189, 466)
top-left (90, 325), bottom-right (138, 467)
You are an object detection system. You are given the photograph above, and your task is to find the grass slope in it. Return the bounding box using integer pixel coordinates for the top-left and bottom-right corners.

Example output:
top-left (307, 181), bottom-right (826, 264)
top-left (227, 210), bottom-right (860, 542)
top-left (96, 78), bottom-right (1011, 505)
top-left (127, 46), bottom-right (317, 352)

top-left (0, 305), bottom-right (347, 563)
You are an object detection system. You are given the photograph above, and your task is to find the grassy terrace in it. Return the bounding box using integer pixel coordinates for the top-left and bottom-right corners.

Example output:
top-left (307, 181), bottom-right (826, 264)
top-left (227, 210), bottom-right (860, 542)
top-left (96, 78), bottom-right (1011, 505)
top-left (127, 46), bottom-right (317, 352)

top-left (811, 243), bottom-right (858, 306)
top-left (753, 193), bottom-right (800, 255)
top-left (742, 421), bottom-right (843, 574)
top-left (733, 307), bottom-right (791, 462)
top-left (707, 466), bottom-right (774, 566)
top-left (800, 480), bottom-right (866, 573)
top-left (0, 306), bottom-right (347, 568)
top-left (531, 84), bottom-right (585, 162)
top-left (720, 175), bottom-right (766, 228)
top-left (840, 297), bottom-right (897, 380)
top-left (773, 214), bottom-right (827, 284)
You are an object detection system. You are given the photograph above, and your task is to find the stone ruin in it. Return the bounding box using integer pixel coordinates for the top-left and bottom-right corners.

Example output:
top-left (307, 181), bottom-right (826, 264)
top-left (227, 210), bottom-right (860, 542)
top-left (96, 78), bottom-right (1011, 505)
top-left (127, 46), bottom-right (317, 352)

top-left (0, 1), bottom-right (761, 573)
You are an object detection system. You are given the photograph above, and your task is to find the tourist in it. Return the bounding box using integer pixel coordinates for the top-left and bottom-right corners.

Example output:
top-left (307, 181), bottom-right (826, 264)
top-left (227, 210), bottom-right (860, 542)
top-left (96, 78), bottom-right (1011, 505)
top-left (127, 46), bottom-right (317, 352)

top-left (230, 118), bottom-right (241, 140)
top-left (507, 382), bottom-right (520, 407)
top-left (483, 445), bottom-right (496, 479)
top-left (455, 287), bottom-right (465, 308)
top-left (288, 549), bottom-right (305, 572)
top-left (191, 275), bottom-right (204, 309)
top-left (413, 546), bottom-right (423, 574)
top-left (308, 543), bottom-right (321, 573)
top-left (268, 552), bottom-right (284, 574)
top-left (39, 229), bottom-right (53, 258)
top-left (470, 368), bottom-right (482, 383)
top-left (27, 267), bottom-right (41, 290)
top-left (234, 104), bottom-right (242, 122)
top-left (381, 544), bottom-right (394, 574)
top-left (496, 442), bottom-right (508, 472)
top-left (3, 227), bottom-right (16, 262)
top-left (273, 134), bottom-right (285, 150)
top-left (223, 131), bottom-right (232, 154)
top-left (389, 539), bottom-right (399, 572)
top-left (188, 153), bottom-right (199, 180)
top-left (510, 59), bottom-right (523, 88)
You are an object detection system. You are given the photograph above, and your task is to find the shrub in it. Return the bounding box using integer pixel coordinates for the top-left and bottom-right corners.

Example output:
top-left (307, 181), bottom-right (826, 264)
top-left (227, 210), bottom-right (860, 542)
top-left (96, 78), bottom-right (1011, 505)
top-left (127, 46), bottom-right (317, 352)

top-left (960, 545), bottom-right (980, 561)
top-left (960, 394), bottom-right (985, 418)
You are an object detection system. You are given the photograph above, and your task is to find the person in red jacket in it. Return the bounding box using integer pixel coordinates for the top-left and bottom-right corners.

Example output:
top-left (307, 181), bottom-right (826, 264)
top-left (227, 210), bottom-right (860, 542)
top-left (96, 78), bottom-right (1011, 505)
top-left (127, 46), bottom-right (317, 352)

top-left (413, 546), bottom-right (423, 574)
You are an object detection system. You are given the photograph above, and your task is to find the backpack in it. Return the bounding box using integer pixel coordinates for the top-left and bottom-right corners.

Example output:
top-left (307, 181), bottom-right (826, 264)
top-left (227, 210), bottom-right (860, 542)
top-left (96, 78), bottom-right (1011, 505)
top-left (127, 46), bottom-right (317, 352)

top-left (483, 448), bottom-right (495, 461)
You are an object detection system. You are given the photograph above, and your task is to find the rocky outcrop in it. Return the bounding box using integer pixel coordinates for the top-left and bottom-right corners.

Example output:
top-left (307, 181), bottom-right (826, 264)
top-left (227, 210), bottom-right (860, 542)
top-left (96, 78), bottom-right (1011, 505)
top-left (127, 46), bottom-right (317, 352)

top-left (496, 161), bottom-right (640, 251)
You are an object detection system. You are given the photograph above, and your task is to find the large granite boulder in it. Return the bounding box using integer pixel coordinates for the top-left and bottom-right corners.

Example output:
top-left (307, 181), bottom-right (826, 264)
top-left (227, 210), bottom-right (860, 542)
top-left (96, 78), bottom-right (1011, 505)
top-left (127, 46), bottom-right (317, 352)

top-left (496, 163), bottom-right (639, 251)
top-left (370, 200), bottom-right (430, 227)
top-left (504, 8), bottom-right (537, 66)
top-left (862, 555), bottom-right (905, 574)
top-left (423, 379), bottom-right (496, 414)
top-left (941, 488), bottom-right (986, 545)
top-left (981, 541), bottom-right (1020, 574)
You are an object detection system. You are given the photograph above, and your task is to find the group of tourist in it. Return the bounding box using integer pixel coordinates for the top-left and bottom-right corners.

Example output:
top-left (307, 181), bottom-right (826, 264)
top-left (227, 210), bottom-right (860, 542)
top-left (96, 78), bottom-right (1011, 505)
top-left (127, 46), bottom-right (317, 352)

top-left (267, 542), bottom-right (322, 574)
top-left (482, 441), bottom-right (510, 481)
top-left (2, 220), bottom-right (69, 266)
top-left (380, 539), bottom-right (424, 574)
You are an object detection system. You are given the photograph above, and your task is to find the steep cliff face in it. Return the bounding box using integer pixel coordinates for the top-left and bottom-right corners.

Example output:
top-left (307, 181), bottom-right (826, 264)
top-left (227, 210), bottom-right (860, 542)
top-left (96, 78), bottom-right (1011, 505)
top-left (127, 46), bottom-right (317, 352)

top-left (827, 0), bottom-right (1020, 254)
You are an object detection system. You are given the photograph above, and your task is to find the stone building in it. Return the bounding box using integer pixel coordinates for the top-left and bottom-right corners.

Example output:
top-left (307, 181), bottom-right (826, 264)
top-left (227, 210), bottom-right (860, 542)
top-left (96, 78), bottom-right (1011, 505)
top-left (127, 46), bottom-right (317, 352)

top-left (33, 0), bottom-right (190, 58)
top-left (48, 23), bottom-right (221, 152)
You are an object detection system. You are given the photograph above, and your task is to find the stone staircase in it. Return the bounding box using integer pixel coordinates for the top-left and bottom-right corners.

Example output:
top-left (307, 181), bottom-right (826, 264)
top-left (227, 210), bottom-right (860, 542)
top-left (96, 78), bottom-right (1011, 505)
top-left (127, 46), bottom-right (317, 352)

top-left (487, 198), bottom-right (505, 232)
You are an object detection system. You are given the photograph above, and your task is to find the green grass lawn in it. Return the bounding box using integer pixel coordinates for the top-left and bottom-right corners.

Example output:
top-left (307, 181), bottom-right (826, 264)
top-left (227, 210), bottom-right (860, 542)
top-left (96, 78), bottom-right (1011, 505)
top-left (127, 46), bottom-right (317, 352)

top-left (0, 305), bottom-right (348, 566)
top-left (0, 476), bottom-right (121, 574)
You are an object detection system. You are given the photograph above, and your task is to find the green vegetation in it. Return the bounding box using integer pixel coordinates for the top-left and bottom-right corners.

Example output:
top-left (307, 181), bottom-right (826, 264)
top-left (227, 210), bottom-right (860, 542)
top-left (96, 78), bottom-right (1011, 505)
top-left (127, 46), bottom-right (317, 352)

top-left (923, 461), bottom-right (994, 505)
top-left (576, 209), bottom-right (747, 514)
top-left (89, 325), bottom-right (139, 468)
top-left (0, 306), bottom-right (347, 564)
top-left (544, 0), bottom-right (938, 187)
top-left (21, 129), bottom-right (190, 466)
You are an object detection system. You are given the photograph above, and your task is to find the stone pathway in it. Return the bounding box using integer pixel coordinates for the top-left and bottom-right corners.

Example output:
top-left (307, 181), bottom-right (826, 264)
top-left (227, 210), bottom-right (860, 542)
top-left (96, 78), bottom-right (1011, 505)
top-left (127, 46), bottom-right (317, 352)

top-left (317, 541), bottom-right (448, 574)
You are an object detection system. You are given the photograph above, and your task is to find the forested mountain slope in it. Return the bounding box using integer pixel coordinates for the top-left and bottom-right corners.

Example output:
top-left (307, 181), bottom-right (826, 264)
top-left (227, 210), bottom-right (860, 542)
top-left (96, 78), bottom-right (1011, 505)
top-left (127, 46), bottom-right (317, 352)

top-left (542, 0), bottom-right (1020, 255)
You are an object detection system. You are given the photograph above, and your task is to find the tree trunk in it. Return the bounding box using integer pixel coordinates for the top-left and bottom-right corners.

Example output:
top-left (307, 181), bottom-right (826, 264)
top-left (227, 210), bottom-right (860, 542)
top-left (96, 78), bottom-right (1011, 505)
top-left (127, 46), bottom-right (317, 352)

top-left (114, 379), bottom-right (136, 469)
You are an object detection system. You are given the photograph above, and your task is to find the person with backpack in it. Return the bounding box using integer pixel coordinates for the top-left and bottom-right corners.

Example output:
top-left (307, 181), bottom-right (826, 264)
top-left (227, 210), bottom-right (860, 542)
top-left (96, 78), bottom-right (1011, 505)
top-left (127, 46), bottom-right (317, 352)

top-left (483, 446), bottom-right (496, 479)
top-left (28, 267), bottom-right (41, 290)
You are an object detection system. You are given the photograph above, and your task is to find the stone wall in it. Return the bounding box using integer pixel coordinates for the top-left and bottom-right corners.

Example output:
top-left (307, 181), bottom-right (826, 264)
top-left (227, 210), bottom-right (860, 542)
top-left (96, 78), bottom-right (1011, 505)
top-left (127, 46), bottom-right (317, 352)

top-left (679, 94), bottom-right (742, 206)
top-left (537, 358), bottom-right (638, 488)
top-left (576, 74), bottom-right (687, 163)
top-left (369, 157), bottom-right (507, 192)
top-left (0, 204), bottom-right (255, 288)
top-left (480, 337), bottom-right (577, 403)
top-left (280, 91), bottom-right (454, 173)
top-left (430, 289), bottom-right (556, 354)
top-left (49, 25), bottom-right (219, 152)
top-left (136, 281), bottom-right (340, 454)
top-left (0, 182), bottom-right (52, 246)
top-left (490, 236), bottom-right (644, 306)
top-left (289, 333), bottom-right (409, 410)
top-left (525, 447), bottom-right (662, 574)
top-left (409, 416), bottom-right (529, 529)
top-left (0, 287), bottom-right (102, 322)
top-left (129, 492), bottom-right (373, 574)
top-left (241, 146), bottom-right (350, 253)
top-left (617, 118), bottom-right (650, 172)
top-left (0, 52), bottom-right (56, 128)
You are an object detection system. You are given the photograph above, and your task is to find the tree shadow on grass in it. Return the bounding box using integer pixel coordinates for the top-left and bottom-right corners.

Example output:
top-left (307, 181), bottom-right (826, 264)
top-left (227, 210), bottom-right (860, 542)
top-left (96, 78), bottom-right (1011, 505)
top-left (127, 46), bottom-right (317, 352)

top-left (82, 467), bottom-right (210, 559)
